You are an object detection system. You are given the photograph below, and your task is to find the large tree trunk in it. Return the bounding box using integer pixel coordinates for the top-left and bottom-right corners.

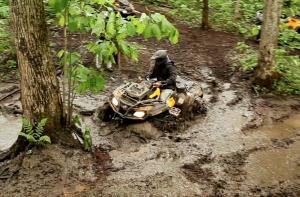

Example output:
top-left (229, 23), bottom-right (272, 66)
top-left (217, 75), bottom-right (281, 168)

top-left (254, 0), bottom-right (281, 87)
top-left (9, 0), bottom-right (65, 141)
top-left (201, 0), bottom-right (209, 29)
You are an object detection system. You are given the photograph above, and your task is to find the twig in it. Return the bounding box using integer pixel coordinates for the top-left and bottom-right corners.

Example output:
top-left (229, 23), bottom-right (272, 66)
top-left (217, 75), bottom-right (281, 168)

top-left (0, 88), bottom-right (20, 102)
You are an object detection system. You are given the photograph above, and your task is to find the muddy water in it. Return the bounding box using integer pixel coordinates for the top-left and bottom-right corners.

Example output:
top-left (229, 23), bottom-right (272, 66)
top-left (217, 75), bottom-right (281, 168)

top-left (0, 113), bottom-right (21, 151)
top-left (187, 83), bottom-right (254, 155)
top-left (245, 113), bottom-right (300, 187)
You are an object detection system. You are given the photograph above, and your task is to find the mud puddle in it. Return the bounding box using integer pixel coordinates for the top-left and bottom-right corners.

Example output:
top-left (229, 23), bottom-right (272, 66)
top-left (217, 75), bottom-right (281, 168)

top-left (0, 113), bottom-right (21, 152)
top-left (245, 113), bottom-right (300, 187)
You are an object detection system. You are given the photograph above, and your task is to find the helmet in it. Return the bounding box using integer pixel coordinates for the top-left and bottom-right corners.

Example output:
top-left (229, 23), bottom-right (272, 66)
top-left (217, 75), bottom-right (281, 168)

top-left (151, 50), bottom-right (168, 60)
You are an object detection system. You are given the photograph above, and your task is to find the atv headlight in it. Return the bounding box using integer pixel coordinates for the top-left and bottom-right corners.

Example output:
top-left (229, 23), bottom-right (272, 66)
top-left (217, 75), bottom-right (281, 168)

top-left (133, 111), bottom-right (145, 118)
top-left (112, 97), bottom-right (119, 106)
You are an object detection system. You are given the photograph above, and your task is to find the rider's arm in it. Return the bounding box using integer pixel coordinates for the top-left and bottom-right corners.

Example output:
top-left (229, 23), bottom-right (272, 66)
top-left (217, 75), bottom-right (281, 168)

top-left (165, 64), bottom-right (176, 86)
top-left (147, 64), bottom-right (157, 79)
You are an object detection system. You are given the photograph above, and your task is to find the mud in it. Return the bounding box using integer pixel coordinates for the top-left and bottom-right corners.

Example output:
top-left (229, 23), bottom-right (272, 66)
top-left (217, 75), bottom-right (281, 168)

top-left (1, 3), bottom-right (300, 196)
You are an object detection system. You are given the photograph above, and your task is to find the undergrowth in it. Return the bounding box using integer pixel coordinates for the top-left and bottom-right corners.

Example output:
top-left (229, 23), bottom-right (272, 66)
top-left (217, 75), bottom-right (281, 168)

top-left (233, 42), bottom-right (300, 95)
top-left (0, 0), bottom-right (16, 69)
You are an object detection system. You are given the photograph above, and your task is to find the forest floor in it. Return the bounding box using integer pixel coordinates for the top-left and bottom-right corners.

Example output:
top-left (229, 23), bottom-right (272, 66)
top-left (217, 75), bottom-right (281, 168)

top-left (1, 3), bottom-right (300, 197)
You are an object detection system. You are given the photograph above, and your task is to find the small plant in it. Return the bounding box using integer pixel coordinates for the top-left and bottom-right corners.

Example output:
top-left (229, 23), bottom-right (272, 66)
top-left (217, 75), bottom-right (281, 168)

top-left (73, 115), bottom-right (92, 152)
top-left (233, 42), bottom-right (258, 72)
top-left (83, 127), bottom-right (92, 152)
top-left (273, 49), bottom-right (300, 94)
top-left (279, 28), bottom-right (300, 50)
top-left (19, 118), bottom-right (51, 147)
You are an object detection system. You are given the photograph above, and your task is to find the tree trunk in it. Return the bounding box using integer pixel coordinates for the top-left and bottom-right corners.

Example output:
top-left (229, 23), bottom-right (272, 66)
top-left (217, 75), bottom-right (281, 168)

top-left (254, 0), bottom-right (281, 87)
top-left (233, 0), bottom-right (241, 21)
top-left (201, 0), bottom-right (209, 29)
top-left (9, 0), bottom-right (65, 141)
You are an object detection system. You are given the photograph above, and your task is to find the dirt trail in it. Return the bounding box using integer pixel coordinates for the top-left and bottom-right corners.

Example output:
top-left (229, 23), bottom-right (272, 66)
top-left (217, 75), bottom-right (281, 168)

top-left (1, 5), bottom-right (300, 196)
top-left (84, 16), bottom-right (300, 195)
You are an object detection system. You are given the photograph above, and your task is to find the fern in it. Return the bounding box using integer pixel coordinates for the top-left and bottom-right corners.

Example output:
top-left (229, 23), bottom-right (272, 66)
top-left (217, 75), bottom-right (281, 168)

top-left (22, 118), bottom-right (33, 135)
top-left (106, 12), bottom-right (116, 39)
top-left (19, 118), bottom-right (51, 147)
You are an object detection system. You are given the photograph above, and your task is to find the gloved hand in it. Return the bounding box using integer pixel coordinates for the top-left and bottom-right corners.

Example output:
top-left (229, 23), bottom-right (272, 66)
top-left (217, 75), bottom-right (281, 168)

top-left (153, 81), bottom-right (161, 87)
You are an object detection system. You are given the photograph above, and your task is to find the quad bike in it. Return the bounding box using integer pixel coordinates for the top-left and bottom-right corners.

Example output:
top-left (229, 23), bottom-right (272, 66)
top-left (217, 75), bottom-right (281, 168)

top-left (114, 0), bottom-right (140, 18)
top-left (286, 16), bottom-right (300, 33)
top-left (97, 77), bottom-right (206, 122)
top-left (255, 12), bottom-right (300, 40)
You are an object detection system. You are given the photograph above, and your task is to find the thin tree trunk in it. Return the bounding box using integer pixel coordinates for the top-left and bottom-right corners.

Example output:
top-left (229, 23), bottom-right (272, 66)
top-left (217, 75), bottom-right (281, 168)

top-left (201, 0), bottom-right (209, 29)
top-left (233, 0), bottom-right (241, 21)
top-left (254, 0), bottom-right (281, 87)
top-left (62, 9), bottom-right (68, 123)
top-left (9, 0), bottom-right (65, 141)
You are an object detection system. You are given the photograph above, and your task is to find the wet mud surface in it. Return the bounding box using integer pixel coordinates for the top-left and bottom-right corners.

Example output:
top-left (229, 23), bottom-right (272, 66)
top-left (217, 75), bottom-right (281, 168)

top-left (1, 4), bottom-right (300, 196)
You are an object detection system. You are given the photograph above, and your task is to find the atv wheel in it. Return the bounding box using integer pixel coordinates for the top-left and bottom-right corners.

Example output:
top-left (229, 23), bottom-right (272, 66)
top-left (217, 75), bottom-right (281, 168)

top-left (193, 96), bottom-right (207, 114)
top-left (97, 103), bottom-right (115, 122)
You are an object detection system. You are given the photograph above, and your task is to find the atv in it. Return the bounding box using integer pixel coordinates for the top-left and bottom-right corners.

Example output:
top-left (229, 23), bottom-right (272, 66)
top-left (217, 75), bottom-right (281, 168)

top-left (286, 16), bottom-right (300, 33)
top-left (114, 0), bottom-right (140, 18)
top-left (97, 77), bottom-right (206, 121)
top-left (255, 12), bottom-right (300, 40)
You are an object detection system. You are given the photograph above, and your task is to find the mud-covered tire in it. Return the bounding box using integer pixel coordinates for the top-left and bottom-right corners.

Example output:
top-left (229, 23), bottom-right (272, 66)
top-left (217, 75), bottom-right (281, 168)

top-left (193, 96), bottom-right (207, 114)
top-left (150, 113), bottom-right (186, 133)
top-left (97, 103), bottom-right (115, 122)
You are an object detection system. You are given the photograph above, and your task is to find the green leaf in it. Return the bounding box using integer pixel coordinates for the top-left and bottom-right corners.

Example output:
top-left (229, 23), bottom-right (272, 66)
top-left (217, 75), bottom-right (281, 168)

top-left (151, 13), bottom-right (163, 23)
top-left (106, 12), bottom-right (116, 39)
top-left (161, 18), bottom-right (172, 34)
top-left (36, 118), bottom-right (48, 136)
top-left (58, 15), bottom-right (65, 27)
top-left (118, 40), bottom-right (130, 55)
top-left (151, 24), bottom-right (161, 40)
top-left (169, 29), bottom-right (179, 44)
top-left (136, 21), bottom-right (146, 35)
top-left (127, 44), bottom-right (139, 62)
top-left (68, 17), bottom-right (78, 32)
top-left (91, 0), bottom-right (106, 5)
top-left (251, 26), bottom-right (260, 36)
top-left (22, 118), bottom-right (32, 134)
top-left (143, 24), bottom-right (152, 39)
top-left (91, 13), bottom-right (106, 36)
top-left (57, 50), bottom-right (65, 58)
top-left (74, 65), bottom-right (106, 94)
top-left (125, 22), bottom-right (136, 36)
top-left (69, 4), bottom-right (81, 16)
top-left (49, 0), bottom-right (69, 12)
top-left (38, 136), bottom-right (51, 145)
top-left (73, 115), bottom-right (82, 127)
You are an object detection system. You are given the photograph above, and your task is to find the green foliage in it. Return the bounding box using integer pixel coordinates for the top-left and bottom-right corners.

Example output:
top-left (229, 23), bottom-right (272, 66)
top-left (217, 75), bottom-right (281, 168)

top-left (273, 49), bottom-right (300, 94)
top-left (49, 0), bottom-right (179, 65)
top-left (57, 50), bottom-right (105, 94)
top-left (73, 115), bottom-right (92, 152)
top-left (19, 118), bottom-right (51, 147)
top-left (233, 42), bottom-right (258, 72)
top-left (6, 60), bottom-right (17, 68)
top-left (48, 0), bottom-right (69, 12)
top-left (234, 42), bottom-right (300, 95)
top-left (74, 65), bottom-right (106, 94)
top-left (279, 28), bottom-right (300, 50)
top-left (83, 127), bottom-right (92, 152)
top-left (169, 0), bottom-right (201, 24)
top-left (0, 0), bottom-right (15, 63)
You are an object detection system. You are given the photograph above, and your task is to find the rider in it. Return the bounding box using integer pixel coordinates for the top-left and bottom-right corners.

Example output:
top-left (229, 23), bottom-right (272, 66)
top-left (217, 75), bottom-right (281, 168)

top-left (148, 50), bottom-right (177, 101)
